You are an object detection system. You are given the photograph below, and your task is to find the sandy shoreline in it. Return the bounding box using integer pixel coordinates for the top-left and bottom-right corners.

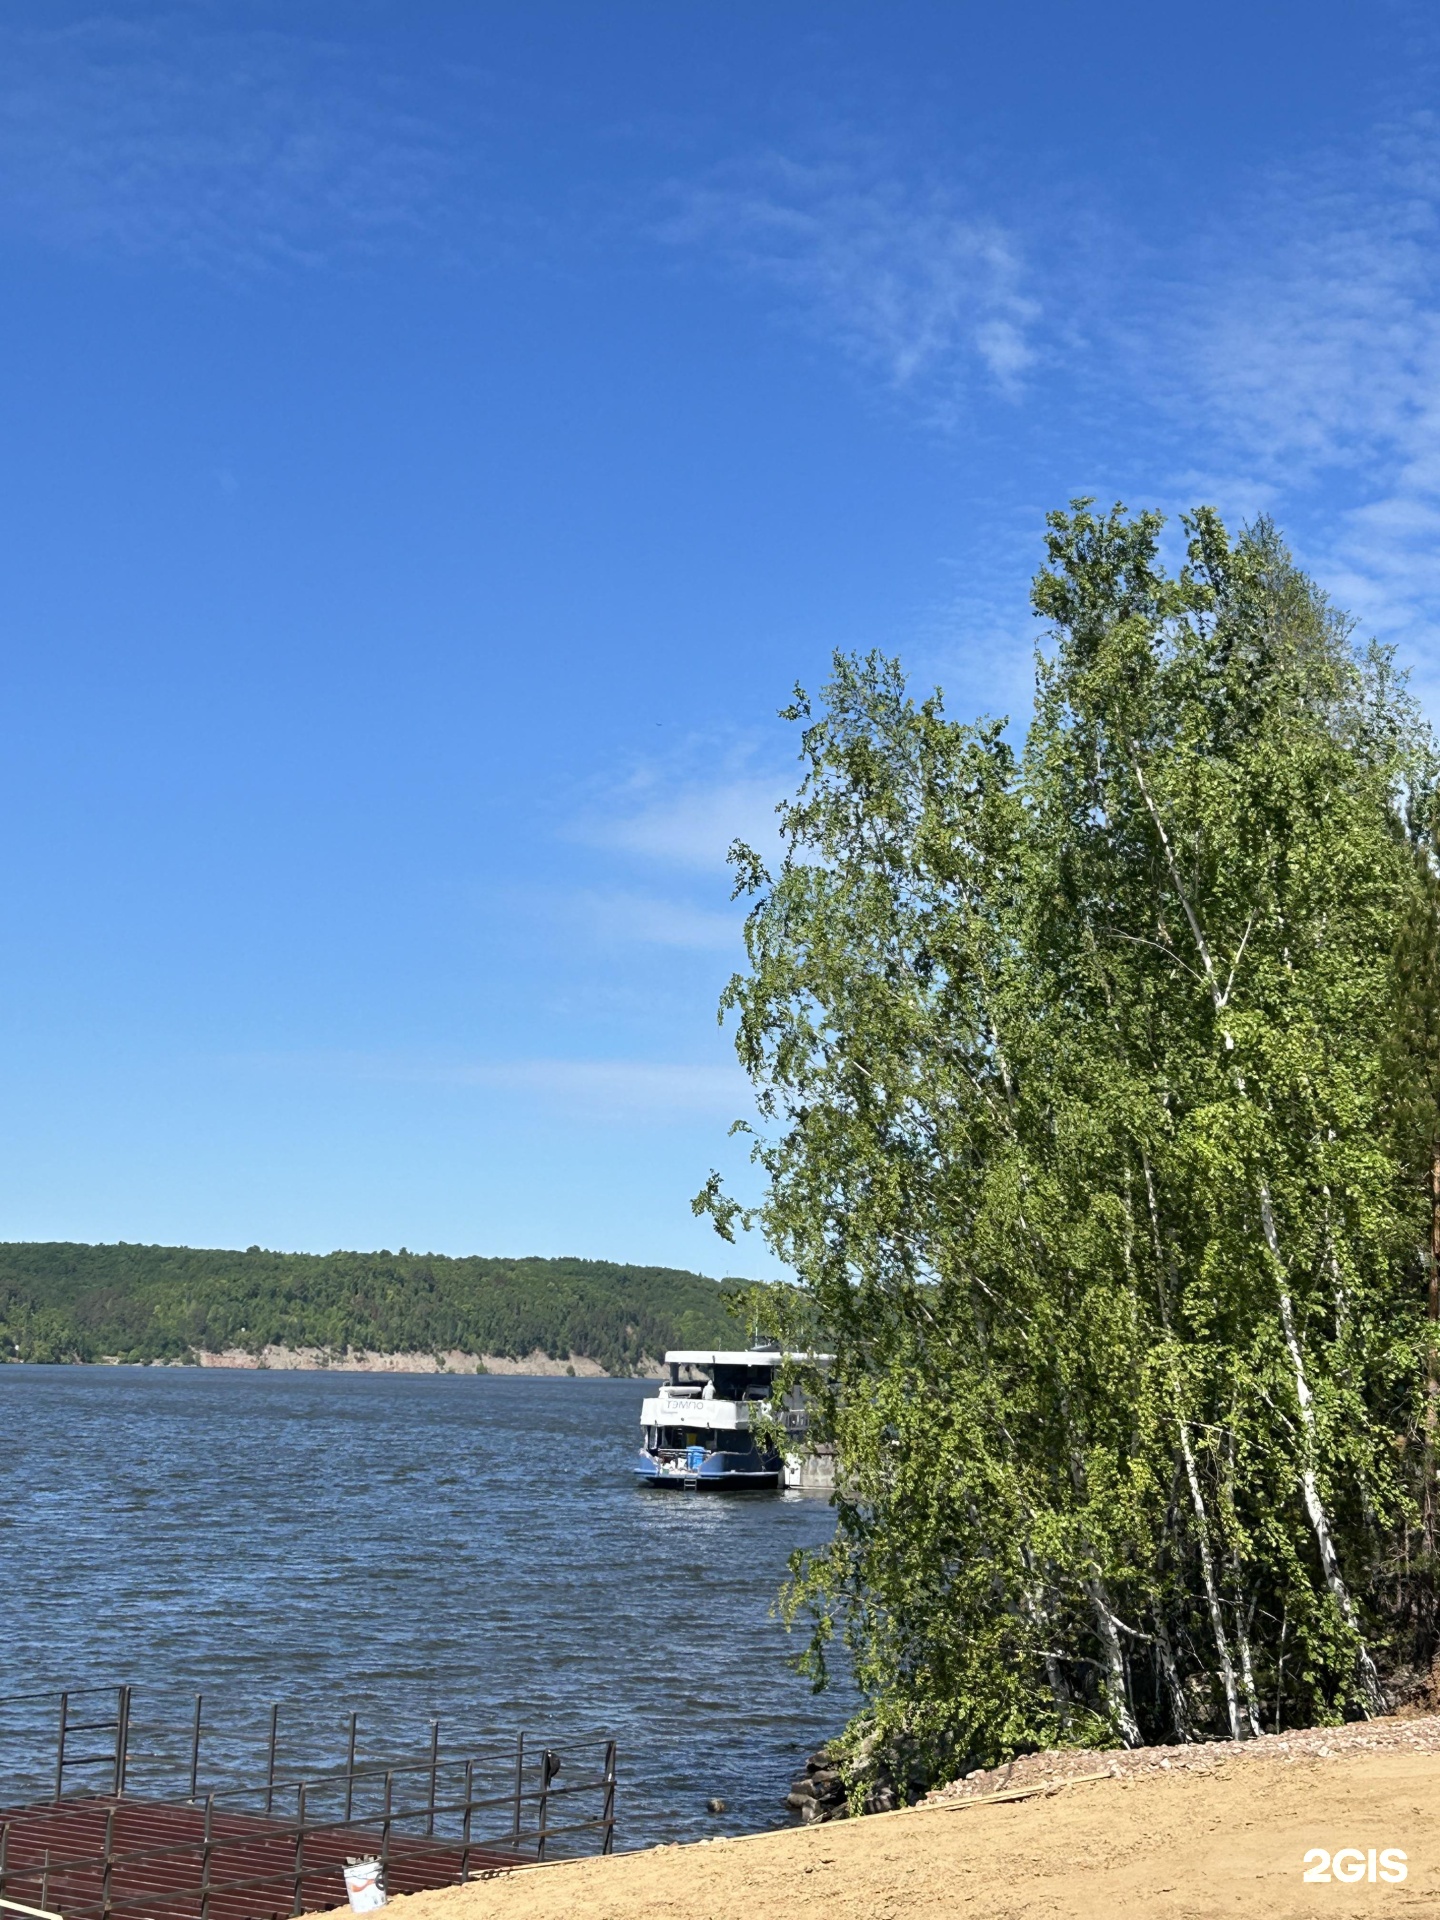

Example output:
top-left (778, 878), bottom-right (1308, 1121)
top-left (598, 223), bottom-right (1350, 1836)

top-left (191, 1345), bottom-right (624, 1376)
top-left (76, 1347), bottom-right (660, 1377)
top-left (326, 1733), bottom-right (1440, 1918)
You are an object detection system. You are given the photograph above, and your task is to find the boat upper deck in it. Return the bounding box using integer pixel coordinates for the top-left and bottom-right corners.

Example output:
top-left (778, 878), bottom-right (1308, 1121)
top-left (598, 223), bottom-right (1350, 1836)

top-left (640, 1349), bottom-right (831, 1436)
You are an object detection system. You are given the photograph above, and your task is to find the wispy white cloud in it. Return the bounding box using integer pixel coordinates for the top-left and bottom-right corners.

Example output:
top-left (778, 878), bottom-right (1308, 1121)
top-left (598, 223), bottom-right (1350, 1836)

top-left (436, 1057), bottom-right (747, 1118)
top-left (568, 889), bottom-right (742, 951)
top-left (659, 151), bottom-right (1040, 410)
top-left (656, 121), bottom-right (1440, 693)
top-left (1143, 116), bottom-right (1440, 678)
top-left (1172, 135), bottom-right (1440, 480)
top-left (571, 766), bottom-right (786, 872)
top-left (227, 1049), bottom-right (748, 1121)
top-left (0, 18), bottom-right (456, 271)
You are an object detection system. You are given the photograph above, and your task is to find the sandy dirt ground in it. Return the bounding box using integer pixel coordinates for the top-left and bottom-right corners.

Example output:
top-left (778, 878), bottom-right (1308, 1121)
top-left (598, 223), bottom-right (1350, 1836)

top-left (356, 1740), bottom-right (1440, 1919)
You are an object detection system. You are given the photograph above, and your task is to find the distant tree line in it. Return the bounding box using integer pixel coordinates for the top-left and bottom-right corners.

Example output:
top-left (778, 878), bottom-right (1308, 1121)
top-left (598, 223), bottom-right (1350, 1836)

top-left (0, 1242), bottom-right (740, 1375)
top-left (701, 503), bottom-right (1440, 1783)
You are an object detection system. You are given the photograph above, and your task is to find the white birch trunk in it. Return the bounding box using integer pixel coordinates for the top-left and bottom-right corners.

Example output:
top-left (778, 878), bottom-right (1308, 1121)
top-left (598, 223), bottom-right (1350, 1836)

top-left (1261, 1182), bottom-right (1387, 1717)
top-left (1141, 1158), bottom-right (1245, 1741)
top-left (1086, 1578), bottom-right (1143, 1747)
top-left (1230, 1567), bottom-right (1264, 1738)
top-left (1155, 1615), bottom-right (1192, 1743)
top-left (1019, 1544), bottom-right (1073, 1720)
top-left (1176, 1418), bottom-right (1244, 1740)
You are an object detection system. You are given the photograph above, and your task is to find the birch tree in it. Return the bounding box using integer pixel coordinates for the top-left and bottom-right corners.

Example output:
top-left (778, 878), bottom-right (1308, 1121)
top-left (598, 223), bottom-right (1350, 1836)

top-left (1386, 830), bottom-right (1440, 1565)
top-left (700, 503), bottom-right (1438, 1779)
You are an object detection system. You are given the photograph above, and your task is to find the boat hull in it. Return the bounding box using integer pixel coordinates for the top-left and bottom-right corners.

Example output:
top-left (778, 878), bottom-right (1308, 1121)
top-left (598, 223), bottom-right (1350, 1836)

top-left (633, 1449), bottom-right (781, 1492)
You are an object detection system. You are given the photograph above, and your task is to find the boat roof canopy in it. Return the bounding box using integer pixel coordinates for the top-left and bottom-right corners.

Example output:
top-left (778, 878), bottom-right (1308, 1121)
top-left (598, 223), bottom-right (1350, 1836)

top-left (662, 1349), bottom-right (831, 1366)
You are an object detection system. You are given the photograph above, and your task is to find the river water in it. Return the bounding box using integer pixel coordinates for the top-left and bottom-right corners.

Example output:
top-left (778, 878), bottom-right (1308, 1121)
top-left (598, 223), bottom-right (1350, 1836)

top-left (0, 1367), bottom-right (851, 1848)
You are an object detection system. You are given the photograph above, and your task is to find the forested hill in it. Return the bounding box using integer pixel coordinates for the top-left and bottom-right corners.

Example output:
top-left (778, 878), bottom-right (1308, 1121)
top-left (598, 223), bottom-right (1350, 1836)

top-left (0, 1242), bottom-right (741, 1373)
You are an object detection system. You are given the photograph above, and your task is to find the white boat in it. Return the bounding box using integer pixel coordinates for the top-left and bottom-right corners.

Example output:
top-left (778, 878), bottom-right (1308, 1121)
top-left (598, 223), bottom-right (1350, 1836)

top-left (634, 1346), bottom-right (821, 1491)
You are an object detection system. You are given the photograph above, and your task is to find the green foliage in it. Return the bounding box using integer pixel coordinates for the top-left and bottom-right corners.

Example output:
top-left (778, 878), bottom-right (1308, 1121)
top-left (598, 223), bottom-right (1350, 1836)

top-left (1387, 833), bottom-right (1440, 1179)
top-left (701, 503), bottom-right (1440, 1778)
top-left (1383, 828), bottom-right (1440, 1569)
top-left (0, 1242), bottom-right (741, 1374)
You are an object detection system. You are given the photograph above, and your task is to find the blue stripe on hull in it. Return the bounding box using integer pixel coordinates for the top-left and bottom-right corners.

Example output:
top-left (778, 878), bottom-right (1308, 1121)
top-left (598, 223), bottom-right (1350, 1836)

top-left (634, 1449), bottom-right (781, 1491)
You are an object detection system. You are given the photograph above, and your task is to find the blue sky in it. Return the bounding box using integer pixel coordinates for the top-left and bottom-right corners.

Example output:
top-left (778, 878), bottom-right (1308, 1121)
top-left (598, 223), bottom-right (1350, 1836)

top-left (0, 1), bottom-right (1436, 1274)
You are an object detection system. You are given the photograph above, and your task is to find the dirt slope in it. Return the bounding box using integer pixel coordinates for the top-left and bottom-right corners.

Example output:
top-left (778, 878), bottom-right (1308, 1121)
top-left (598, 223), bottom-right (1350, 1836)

top-left (363, 1743), bottom-right (1440, 1919)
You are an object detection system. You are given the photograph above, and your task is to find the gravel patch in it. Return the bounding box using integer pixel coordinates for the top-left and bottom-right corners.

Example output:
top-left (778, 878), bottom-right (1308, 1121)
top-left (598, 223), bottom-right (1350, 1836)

top-left (926, 1709), bottom-right (1440, 1803)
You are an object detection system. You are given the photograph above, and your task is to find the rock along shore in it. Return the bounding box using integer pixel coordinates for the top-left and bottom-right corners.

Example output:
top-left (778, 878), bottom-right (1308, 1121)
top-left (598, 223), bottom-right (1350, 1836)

top-left (109, 1347), bottom-right (656, 1377)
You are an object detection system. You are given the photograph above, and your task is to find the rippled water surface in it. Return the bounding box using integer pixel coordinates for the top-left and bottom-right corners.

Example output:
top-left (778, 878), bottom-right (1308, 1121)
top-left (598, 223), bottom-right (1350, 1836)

top-left (0, 1367), bottom-right (850, 1847)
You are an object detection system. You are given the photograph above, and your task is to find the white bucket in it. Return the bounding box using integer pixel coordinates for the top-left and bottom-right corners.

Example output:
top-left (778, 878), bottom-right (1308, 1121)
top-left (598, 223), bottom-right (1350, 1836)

top-left (343, 1859), bottom-right (388, 1912)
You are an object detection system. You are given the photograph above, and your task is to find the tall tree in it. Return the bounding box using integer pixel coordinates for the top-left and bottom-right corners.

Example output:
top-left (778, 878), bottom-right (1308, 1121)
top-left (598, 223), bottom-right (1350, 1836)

top-left (700, 504), bottom-right (1437, 1779)
top-left (1387, 833), bottom-right (1440, 1555)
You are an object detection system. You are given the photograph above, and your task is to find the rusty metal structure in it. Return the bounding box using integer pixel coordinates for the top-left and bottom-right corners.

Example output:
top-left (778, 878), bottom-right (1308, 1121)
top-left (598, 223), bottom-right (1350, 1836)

top-left (0, 1687), bottom-right (617, 1920)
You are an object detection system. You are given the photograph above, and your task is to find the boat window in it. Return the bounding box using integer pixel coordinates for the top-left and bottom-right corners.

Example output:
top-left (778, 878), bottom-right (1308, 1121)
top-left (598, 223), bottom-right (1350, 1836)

top-left (706, 1364), bottom-right (773, 1400)
top-left (657, 1425), bottom-right (720, 1448)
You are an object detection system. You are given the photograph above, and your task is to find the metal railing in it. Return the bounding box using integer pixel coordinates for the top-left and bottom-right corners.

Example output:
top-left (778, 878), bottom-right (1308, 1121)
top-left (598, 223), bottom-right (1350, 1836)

top-left (0, 1690), bottom-right (133, 1809)
top-left (0, 1688), bottom-right (617, 1920)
